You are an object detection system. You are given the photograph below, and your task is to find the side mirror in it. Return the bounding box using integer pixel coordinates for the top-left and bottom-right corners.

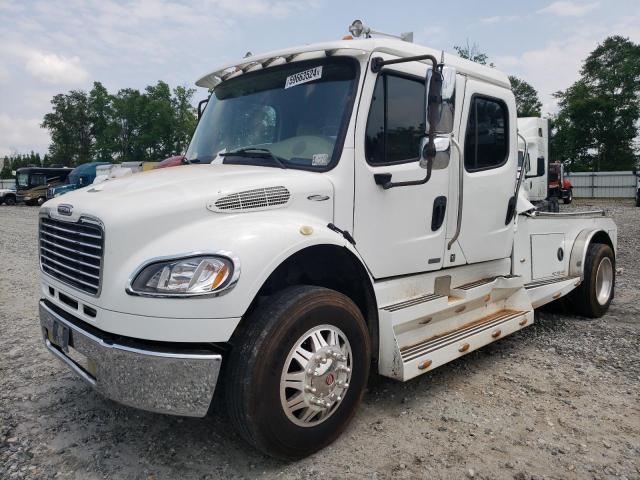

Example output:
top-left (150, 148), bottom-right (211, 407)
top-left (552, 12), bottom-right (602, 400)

top-left (424, 66), bottom-right (456, 136)
top-left (420, 136), bottom-right (450, 169)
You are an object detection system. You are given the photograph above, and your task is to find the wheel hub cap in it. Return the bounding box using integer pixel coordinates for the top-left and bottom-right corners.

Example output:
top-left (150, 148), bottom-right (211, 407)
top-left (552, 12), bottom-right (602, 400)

top-left (595, 256), bottom-right (613, 306)
top-left (280, 325), bottom-right (353, 427)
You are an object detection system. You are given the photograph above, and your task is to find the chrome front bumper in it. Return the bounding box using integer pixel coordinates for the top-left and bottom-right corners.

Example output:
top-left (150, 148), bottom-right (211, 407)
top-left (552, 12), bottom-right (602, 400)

top-left (39, 300), bottom-right (222, 417)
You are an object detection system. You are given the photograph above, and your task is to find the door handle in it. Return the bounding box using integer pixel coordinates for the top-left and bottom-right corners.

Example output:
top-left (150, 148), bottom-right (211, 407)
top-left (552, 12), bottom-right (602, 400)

top-left (431, 196), bottom-right (447, 231)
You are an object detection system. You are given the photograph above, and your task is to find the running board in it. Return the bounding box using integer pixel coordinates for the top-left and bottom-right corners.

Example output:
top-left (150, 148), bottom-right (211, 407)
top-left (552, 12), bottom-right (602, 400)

top-left (525, 275), bottom-right (581, 308)
top-left (390, 308), bottom-right (533, 381)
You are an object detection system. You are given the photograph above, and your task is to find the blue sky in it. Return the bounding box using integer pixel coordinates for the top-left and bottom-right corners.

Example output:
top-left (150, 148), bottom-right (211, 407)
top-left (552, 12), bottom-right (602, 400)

top-left (1, 0), bottom-right (638, 156)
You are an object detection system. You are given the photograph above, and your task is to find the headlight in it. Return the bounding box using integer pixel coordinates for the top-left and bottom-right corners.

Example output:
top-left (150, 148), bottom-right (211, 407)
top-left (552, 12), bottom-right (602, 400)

top-left (127, 253), bottom-right (239, 297)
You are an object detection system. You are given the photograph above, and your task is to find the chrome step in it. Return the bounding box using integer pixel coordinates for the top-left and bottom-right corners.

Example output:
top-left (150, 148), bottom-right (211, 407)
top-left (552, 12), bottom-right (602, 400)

top-left (525, 275), bottom-right (579, 289)
top-left (401, 309), bottom-right (526, 362)
top-left (382, 293), bottom-right (445, 312)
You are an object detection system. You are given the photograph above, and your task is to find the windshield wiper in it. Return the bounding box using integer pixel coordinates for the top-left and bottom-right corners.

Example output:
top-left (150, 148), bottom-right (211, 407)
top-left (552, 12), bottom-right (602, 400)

top-left (220, 148), bottom-right (287, 169)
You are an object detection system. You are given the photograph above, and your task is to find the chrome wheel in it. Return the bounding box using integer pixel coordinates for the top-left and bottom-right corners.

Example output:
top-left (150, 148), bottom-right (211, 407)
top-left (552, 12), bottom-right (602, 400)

top-left (595, 256), bottom-right (613, 306)
top-left (280, 324), bottom-right (353, 428)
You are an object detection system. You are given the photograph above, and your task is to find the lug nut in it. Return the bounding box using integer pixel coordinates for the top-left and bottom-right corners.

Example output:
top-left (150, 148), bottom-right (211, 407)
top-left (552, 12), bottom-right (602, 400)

top-left (305, 385), bottom-right (317, 393)
top-left (307, 368), bottom-right (314, 375)
top-left (338, 365), bottom-right (351, 373)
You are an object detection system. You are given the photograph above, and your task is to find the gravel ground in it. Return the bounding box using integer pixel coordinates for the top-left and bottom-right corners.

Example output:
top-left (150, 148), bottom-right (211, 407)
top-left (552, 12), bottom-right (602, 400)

top-left (1, 199), bottom-right (639, 480)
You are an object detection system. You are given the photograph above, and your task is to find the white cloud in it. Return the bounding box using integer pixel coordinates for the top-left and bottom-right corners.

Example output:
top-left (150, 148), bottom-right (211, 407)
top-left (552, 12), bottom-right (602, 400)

top-left (24, 51), bottom-right (89, 85)
top-left (0, 114), bottom-right (51, 157)
top-left (480, 15), bottom-right (520, 24)
top-left (494, 14), bottom-right (640, 115)
top-left (0, 65), bottom-right (9, 84)
top-left (538, 1), bottom-right (600, 17)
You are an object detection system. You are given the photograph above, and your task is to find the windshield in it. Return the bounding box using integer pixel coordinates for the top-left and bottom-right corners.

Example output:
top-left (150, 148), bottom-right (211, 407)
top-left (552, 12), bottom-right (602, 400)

top-left (17, 173), bottom-right (29, 188)
top-left (186, 57), bottom-right (359, 170)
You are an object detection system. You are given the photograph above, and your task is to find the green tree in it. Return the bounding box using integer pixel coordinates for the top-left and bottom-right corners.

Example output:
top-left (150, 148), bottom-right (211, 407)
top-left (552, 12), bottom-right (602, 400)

top-left (552, 36), bottom-right (640, 171)
top-left (454, 40), bottom-right (494, 67)
top-left (112, 88), bottom-right (145, 162)
top-left (42, 80), bottom-right (198, 165)
top-left (88, 82), bottom-right (116, 162)
top-left (140, 81), bottom-right (175, 160)
top-left (42, 90), bottom-right (92, 166)
top-left (172, 85), bottom-right (197, 154)
top-left (509, 76), bottom-right (542, 117)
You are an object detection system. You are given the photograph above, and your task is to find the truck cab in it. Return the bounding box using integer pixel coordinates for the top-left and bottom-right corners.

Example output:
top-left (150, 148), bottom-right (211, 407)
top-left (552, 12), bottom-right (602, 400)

top-left (47, 162), bottom-right (111, 199)
top-left (548, 161), bottom-right (573, 204)
top-left (38, 31), bottom-right (616, 460)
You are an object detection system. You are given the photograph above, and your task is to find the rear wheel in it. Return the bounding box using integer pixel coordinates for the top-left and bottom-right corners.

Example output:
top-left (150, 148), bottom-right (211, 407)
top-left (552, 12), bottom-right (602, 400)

top-left (4, 195), bottom-right (15, 206)
top-left (225, 285), bottom-right (371, 459)
top-left (567, 243), bottom-right (615, 318)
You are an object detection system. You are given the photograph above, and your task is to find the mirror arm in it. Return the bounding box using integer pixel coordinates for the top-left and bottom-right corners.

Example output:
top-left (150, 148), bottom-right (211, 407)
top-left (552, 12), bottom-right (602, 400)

top-left (447, 136), bottom-right (463, 250)
top-left (371, 54), bottom-right (438, 73)
top-left (197, 98), bottom-right (209, 120)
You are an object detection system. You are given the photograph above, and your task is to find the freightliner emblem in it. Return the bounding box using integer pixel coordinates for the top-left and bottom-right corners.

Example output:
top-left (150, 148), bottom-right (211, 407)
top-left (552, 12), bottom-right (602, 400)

top-left (57, 204), bottom-right (73, 216)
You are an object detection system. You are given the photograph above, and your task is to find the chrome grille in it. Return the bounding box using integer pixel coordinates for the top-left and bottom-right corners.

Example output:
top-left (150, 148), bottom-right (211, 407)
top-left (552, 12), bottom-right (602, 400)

top-left (214, 186), bottom-right (290, 212)
top-left (39, 216), bottom-right (104, 295)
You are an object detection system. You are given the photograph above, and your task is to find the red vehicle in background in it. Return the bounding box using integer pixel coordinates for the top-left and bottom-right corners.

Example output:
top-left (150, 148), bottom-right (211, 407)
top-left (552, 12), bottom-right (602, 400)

top-left (154, 155), bottom-right (187, 169)
top-left (548, 162), bottom-right (573, 204)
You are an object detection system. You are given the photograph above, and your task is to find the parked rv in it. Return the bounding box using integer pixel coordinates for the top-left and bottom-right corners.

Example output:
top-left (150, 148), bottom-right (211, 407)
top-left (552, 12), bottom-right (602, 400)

top-left (47, 162), bottom-right (111, 199)
top-left (38, 23), bottom-right (617, 460)
top-left (16, 167), bottom-right (72, 205)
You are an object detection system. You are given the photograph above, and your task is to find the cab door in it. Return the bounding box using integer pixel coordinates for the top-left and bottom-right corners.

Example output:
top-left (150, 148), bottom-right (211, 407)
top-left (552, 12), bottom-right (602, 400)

top-left (353, 57), bottom-right (450, 279)
top-left (455, 79), bottom-right (517, 263)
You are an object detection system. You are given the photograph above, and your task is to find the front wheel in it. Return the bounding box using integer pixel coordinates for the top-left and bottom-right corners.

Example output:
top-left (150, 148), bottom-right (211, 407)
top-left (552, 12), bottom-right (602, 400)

top-left (567, 243), bottom-right (615, 318)
top-left (4, 195), bottom-right (16, 206)
top-left (225, 286), bottom-right (371, 459)
top-left (563, 189), bottom-right (573, 204)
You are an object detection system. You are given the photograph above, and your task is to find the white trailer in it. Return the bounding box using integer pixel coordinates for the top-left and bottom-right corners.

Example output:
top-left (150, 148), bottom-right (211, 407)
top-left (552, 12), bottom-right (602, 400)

top-left (37, 23), bottom-right (617, 460)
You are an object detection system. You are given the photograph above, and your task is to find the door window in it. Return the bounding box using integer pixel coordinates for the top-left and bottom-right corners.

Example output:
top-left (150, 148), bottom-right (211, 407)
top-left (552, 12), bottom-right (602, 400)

top-left (464, 96), bottom-right (509, 171)
top-left (365, 73), bottom-right (425, 165)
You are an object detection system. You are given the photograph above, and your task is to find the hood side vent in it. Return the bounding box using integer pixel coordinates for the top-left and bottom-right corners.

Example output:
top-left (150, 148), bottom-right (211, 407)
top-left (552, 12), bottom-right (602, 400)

top-left (211, 186), bottom-right (291, 212)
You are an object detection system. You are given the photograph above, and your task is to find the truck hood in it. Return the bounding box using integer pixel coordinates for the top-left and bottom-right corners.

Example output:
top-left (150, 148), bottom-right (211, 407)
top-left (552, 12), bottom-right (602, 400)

top-left (42, 164), bottom-right (335, 229)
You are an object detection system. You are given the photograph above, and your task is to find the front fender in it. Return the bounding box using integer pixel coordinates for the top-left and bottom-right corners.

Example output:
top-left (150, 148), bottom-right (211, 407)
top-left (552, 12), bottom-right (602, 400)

top-left (92, 210), bottom-right (365, 321)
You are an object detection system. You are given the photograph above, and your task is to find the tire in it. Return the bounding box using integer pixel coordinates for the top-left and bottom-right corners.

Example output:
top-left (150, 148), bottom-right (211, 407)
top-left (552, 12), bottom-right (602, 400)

top-left (563, 189), bottom-right (573, 204)
top-left (4, 195), bottom-right (16, 206)
top-left (636, 191), bottom-right (640, 207)
top-left (567, 243), bottom-right (615, 318)
top-left (225, 285), bottom-right (371, 460)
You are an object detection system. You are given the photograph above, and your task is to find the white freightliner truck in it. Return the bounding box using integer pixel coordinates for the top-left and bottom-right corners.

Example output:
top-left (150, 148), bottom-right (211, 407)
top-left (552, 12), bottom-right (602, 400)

top-left (38, 24), bottom-right (617, 459)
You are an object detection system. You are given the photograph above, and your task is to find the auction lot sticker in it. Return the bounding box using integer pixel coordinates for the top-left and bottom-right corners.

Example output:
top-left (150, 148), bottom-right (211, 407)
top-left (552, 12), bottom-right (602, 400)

top-left (285, 66), bottom-right (323, 89)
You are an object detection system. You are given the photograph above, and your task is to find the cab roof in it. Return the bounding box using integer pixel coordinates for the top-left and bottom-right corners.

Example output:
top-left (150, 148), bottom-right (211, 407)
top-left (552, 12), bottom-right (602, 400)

top-left (196, 38), bottom-right (511, 90)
